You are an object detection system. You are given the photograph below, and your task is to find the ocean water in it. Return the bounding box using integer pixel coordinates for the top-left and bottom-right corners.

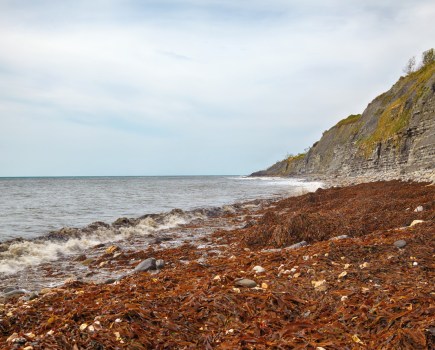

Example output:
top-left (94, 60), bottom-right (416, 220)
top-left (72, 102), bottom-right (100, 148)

top-left (0, 176), bottom-right (322, 278)
top-left (0, 176), bottom-right (322, 242)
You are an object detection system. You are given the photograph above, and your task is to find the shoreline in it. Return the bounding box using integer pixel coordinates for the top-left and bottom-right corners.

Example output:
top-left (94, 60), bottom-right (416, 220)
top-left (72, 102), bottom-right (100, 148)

top-left (0, 180), bottom-right (434, 348)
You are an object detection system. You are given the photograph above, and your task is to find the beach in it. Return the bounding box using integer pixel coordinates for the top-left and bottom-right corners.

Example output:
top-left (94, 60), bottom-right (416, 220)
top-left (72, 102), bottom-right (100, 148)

top-left (1, 180), bottom-right (433, 349)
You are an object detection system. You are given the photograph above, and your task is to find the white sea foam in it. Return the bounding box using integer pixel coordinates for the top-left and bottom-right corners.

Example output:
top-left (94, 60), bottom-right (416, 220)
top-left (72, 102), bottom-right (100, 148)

top-left (0, 211), bottom-right (196, 276)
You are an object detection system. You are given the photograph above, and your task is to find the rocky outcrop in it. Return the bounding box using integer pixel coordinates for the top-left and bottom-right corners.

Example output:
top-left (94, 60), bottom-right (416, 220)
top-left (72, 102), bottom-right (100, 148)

top-left (252, 61), bottom-right (435, 182)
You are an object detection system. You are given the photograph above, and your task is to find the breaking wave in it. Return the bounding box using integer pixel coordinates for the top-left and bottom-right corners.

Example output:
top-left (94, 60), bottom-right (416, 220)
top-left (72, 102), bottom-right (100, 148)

top-left (0, 209), bottom-right (202, 276)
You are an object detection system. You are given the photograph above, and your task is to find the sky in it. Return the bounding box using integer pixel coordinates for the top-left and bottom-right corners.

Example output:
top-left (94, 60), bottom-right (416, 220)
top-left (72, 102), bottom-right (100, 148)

top-left (0, 0), bottom-right (434, 176)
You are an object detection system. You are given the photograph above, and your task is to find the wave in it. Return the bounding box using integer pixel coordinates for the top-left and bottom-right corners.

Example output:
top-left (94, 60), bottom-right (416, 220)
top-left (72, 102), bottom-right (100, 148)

top-left (0, 209), bottom-right (205, 276)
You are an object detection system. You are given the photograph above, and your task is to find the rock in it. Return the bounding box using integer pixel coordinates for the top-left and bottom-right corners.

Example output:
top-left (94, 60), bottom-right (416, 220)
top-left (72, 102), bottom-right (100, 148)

top-left (284, 241), bottom-right (308, 250)
top-left (74, 254), bottom-right (87, 262)
top-left (156, 259), bottom-right (165, 270)
top-left (234, 278), bottom-right (257, 288)
top-left (3, 287), bottom-right (18, 293)
top-left (4, 289), bottom-right (26, 299)
top-left (414, 205), bottom-right (424, 212)
top-left (338, 271), bottom-right (347, 279)
top-left (134, 258), bottom-right (157, 272)
top-left (410, 219), bottom-right (424, 227)
top-left (252, 266), bottom-right (265, 273)
top-left (25, 292), bottom-right (39, 301)
top-left (112, 217), bottom-right (136, 227)
top-left (394, 240), bottom-right (407, 248)
top-left (103, 278), bottom-right (117, 284)
top-left (359, 262), bottom-right (370, 269)
top-left (311, 280), bottom-right (327, 291)
top-left (330, 235), bottom-right (349, 241)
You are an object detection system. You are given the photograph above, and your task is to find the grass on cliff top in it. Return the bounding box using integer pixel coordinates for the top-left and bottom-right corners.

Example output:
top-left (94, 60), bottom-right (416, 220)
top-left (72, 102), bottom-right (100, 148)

top-left (359, 61), bottom-right (435, 157)
top-left (335, 114), bottom-right (362, 128)
top-left (286, 152), bottom-right (305, 163)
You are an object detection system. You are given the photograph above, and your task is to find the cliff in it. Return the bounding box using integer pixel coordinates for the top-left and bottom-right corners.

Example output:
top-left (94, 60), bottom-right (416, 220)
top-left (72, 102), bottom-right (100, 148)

top-left (251, 60), bottom-right (435, 182)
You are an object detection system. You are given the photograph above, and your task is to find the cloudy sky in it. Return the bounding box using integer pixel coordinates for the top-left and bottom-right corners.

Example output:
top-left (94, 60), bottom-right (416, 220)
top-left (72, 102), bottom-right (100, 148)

top-left (1, 0), bottom-right (434, 176)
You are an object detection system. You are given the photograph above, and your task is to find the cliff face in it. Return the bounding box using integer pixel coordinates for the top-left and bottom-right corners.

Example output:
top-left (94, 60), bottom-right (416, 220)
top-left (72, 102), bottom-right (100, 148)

top-left (252, 62), bottom-right (435, 181)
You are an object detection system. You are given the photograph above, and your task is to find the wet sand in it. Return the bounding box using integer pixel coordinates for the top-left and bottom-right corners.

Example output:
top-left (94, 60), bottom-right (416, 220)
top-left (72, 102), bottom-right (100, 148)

top-left (1, 180), bottom-right (434, 349)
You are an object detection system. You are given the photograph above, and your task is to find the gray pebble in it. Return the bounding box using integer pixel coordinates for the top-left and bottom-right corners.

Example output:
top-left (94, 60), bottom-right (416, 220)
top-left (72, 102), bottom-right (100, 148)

top-left (394, 240), bottom-right (407, 248)
top-left (134, 258), bottom-right (157, 272)
top-left (234, 278), bottom-right (257, 288)
top-left (156, 259), bottom-right (165, 270)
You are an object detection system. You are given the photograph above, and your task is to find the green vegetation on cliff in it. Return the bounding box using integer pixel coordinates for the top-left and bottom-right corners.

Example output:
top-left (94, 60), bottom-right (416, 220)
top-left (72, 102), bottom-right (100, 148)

top-left (359, 61), bottom-right (435, 156)
top-left (335, 114), bottom-right (362, 128)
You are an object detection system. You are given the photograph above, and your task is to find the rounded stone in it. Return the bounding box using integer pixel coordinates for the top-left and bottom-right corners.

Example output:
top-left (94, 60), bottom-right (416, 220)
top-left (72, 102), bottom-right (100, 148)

top-left (134, 258), bottom-right (157, 272)
top-left (393, 240), bottom-right (407, 248)
top-left (252, 266), bottom-right (265, 273)
top-left (234, 278), bottom-right (257, 288)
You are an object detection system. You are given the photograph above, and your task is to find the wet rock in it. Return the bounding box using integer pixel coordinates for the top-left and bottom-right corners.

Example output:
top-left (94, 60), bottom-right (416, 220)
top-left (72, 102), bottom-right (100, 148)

top-left (134, 258), bottom-right (157, 272)
top-left (252, 266), bottom-right (265, 273)
top-left (103, 278), bottom-right (117, 284)
top-left (156, 259), bottom-right (165, 270)
top-left (223, 205), bottom-right (236, 214)
top-left (3, 287), bottom-right (18, 293)
top-left (4, 289), bottom-right (26, 299)
top-left (414, 205), bottom-right (423, 212)
top-left (112, 217), bottom-right (136, 227)
top-left (234, 278), bottom-right (257, 288)
top-left (74, 254), bottom-right (87, 262)
top-left (285, 241), bottom-right (308, 250)
top-left (23, 292), bottom-right (39, 301)
top-left (394, 240), bottom-right (407, 248)
top-left (47, 227), bottom-right (81, 240)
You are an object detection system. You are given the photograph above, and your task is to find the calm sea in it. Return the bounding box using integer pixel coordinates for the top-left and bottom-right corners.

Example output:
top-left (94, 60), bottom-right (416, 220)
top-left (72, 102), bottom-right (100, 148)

top-left (0, 176), bottom-right (322, 243)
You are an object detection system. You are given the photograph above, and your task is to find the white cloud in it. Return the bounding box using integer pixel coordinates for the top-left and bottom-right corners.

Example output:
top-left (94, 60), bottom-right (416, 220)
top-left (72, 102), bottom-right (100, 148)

top-left (1, 0), bottom-right (434, 175)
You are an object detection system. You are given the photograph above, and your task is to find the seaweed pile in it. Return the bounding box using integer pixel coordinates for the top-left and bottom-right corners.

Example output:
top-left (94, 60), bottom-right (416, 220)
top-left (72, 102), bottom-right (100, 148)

top-left (0, 181), bottom-right (434, 349)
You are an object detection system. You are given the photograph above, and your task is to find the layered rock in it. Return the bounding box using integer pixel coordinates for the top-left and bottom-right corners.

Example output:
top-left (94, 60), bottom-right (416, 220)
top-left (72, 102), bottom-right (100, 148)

top-left (252, 62), bottom-right (435, 182)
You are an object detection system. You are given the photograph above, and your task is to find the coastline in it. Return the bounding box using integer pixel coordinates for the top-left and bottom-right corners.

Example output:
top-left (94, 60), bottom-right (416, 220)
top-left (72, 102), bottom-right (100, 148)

top-left (0, 180), bottom-right (434, 348)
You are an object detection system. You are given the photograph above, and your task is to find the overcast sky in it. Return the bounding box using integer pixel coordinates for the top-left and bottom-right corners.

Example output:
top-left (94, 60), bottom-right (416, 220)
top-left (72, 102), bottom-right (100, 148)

top-left (1, 0), bottom-right (434, 176)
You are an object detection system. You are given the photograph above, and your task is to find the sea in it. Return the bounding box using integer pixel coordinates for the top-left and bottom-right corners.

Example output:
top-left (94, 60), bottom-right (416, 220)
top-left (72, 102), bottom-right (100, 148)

top-left (0, 176), bottom-right (322, 288)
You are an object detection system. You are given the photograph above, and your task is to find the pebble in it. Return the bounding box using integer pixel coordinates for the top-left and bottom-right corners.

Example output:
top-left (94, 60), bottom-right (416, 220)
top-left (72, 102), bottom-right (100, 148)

top-left (359, 262), bottom-right (369, 269)
top-left (311, 280), bottom-right (327, 291)
top-left (4, 289), bottom-right (26, 299)
top-left (285, 241), bottom-right (308, 250)
top-left (329, 235), bottom-right (349, 241)
top-left (234, 278), bottom-right (257, 288)
top-left (134, 258), bottom-right (157, 272)
top-left (414, 205), bottom-right (423, 212)
top-left (338, 271), bottom-right (347, 279)
top-left (394, 240), bottom-right (407, 248)
top-left (252, 266), bottom-right (265, 273)
top-left (156, 259), bottom-right (165, 269)
top-left (103, 278), bottom-right (117, 284)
